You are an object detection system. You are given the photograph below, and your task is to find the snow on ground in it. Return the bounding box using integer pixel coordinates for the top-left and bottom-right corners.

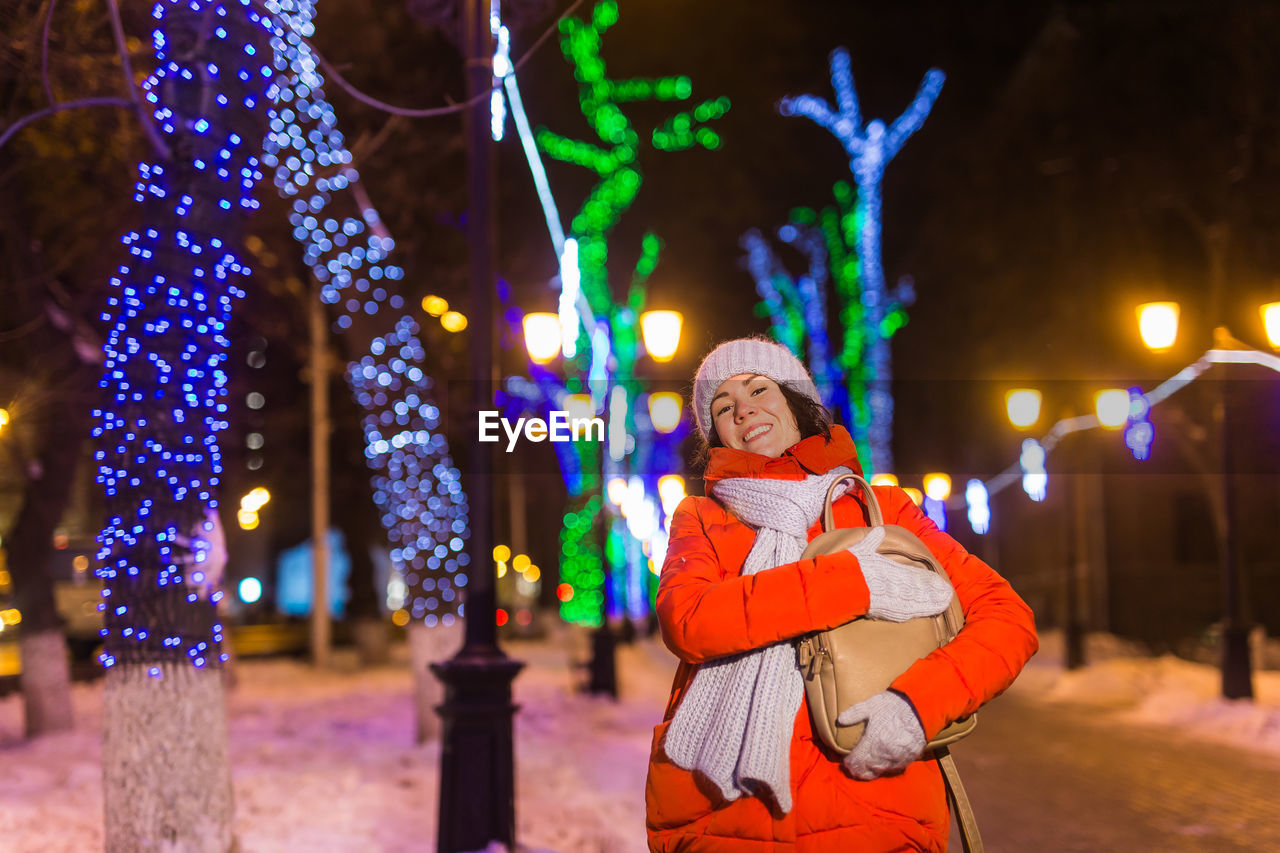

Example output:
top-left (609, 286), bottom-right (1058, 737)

top-left (1016, 629), bottom-right (1280, 755)
top-left (2, 626), bottom-right (1279, 852)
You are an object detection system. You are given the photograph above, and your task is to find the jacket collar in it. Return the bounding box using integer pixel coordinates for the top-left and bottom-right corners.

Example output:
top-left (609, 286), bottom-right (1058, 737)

top-left (703, 425), bottom-right (863, 486)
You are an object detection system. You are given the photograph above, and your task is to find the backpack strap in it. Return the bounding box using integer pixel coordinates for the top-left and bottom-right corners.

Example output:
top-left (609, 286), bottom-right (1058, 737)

top-left (936, 746), bottom-right (984, 853)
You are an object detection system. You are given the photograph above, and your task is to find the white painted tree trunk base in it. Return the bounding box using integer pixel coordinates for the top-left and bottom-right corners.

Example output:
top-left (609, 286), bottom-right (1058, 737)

top-left (20, 629), bottom-right (74, 737)
top-left (103, 662), bottom-right (235, 853)
top-left (408, 620), bottom-right (461, 743)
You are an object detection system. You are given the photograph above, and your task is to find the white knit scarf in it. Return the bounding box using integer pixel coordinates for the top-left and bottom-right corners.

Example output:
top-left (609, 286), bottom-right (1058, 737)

top-left (662, 466), bottom-right (853, 815)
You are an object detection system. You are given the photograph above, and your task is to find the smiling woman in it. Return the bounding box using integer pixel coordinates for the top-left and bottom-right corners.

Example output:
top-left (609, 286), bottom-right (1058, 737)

top-left (645, 336), bottom-right (1038, 852)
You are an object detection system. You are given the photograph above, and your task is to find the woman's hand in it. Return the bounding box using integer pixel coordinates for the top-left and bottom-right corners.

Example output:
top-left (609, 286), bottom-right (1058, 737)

top-left (837, 690), bottom-right (926, 780)
top-left (848, 528), bottom-right (954, 621)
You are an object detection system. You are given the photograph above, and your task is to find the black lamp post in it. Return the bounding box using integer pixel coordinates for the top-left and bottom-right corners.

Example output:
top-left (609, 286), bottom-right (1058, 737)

top-left (431, 1), bottom-right (523, 850)
top-left (1138, 299), bottom-right (1257, 701)
top-left (1210, 327), bottom-right (1251, 700)
top-left (1005, 391), bottom-right (1094, 670)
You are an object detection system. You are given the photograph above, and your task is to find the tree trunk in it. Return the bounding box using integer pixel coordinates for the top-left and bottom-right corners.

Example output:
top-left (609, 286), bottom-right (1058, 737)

top-left (18, 629), bottom-right (74, 736)
top-left (92, 2), bottom-right (271, 847)
top-left (9, 358), bottom-right (92, 737)
top-left (103, 662), bottom-right (235, 853)
top-left (334, 387), bottom-right (389, 666)
top-left (352, 617), bottom-right (390, 666)
top-left (409, 620), bottom-right (461, 742)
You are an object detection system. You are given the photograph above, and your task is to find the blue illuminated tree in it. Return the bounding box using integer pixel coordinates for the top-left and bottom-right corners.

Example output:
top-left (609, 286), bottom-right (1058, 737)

top-left (780, 48), bottom-right (943, 475)
top-left (261, 0), bottom-right (470, 634)
top-left (92, 2), bottom-right (274, 847)
top-left (741, 182), bottom-right (918, 469)
top-left (740, 223), bottom-right (837, 407)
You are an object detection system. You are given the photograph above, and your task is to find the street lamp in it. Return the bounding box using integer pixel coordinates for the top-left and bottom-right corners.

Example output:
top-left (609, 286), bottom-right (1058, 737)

top-left (647, 392), bottom-right (683, 434)
top-left (432, 3), bottom-right (522, 851)
top-left (1093, 390), bottom-right (1130, 429)
top-left (1136, 301), bottom-right (1180, 352)
top-left (1261, 303), bottom-right (1280, 348)
top-left (923, 473), bottom-right (951, 502)
top-left (640, 310), bottom-right (683, 362)
top-left (1005, 389), bottom-right (1042, 429)
top-left (522, 312), bottom-right (562, 364)
top-left (657, 474), bottom-right (686, 519)
top-left (1135, 300), bottom-right (1276, 701)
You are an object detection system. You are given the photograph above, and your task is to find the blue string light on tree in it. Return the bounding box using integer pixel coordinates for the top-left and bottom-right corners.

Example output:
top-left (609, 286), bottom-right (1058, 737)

top-left (737, 224), bottom-right (844, 422)
top-left (261, 0), bottom-right (469, 625)
top-left (780, 49), bottom-right (944, 475)
top-left (93, 0), bottom-right (276, 673)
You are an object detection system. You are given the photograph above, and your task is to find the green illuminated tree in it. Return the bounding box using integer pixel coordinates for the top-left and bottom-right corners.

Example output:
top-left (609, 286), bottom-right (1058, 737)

top-left (534, 0), bottom-right (727, 624)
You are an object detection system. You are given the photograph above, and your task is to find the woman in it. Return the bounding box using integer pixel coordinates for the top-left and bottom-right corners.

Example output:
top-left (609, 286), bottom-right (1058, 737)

top-left (645, 337), bottom-right (1038, 852)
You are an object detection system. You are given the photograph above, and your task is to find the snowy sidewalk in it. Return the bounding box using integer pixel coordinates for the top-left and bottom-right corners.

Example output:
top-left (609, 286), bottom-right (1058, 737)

top-left (2, 629), bottom-right (1279, 852)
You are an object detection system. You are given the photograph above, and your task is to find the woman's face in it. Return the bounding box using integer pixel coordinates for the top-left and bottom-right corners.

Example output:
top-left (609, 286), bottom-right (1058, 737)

top-left (711, 373), bottom-right (802, 458)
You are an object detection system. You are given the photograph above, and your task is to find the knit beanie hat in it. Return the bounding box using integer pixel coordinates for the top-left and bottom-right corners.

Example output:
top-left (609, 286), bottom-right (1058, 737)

top-left (692, 337), bottom-right (823, 440)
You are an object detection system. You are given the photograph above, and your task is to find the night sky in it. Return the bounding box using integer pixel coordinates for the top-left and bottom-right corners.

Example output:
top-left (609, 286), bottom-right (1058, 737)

top-left (465, 0), bottom-right (1279, 482)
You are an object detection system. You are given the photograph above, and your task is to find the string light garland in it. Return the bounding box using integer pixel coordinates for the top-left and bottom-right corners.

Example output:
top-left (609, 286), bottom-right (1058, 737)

top-left (261, 0), bottom-right (469, 625)
top-left (1124, 387), bottom-right (1153, 461)
top-left (1018, 438), bottom-right (1048, 502)
top-left (93, 0), bottom-right (275, 672)
top-left (780, 48), bottom-right (944, 475)
top-left (964, 479), bottom-right (990, 535)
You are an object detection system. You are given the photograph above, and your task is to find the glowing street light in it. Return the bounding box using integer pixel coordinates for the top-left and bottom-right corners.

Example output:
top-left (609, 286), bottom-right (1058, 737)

top-left (657, 474), bottom-right (686, 517)
top-left (869, 473), bottom-right (898, 487)
top-left (1094, 389), bottom-right (1130, 429)
top-left (923, 473), bottom-right (952, 502)
top-left (521, 312), bottom-right (562, 364)
top-left (1261, 302), bottom-right (1280, 349)
top-left (605, 477), bottom-right (628, 507)
top-left (0, 408), bottom-right (9, 431)
top-left (440, 311), bottom-right (468, 333)
top-left (1136, 302), bottom-right (1180, 352)
top-left (647, 392), bottom-right (683, 433)
top-left (421, 294), bottom-right (449, 317)
top-left (241, 487), bottom-right (271, 513)
top-left (1005, 389), bottom-right (1042, 429)
top-left (639, 310), bottom-right (683, 362)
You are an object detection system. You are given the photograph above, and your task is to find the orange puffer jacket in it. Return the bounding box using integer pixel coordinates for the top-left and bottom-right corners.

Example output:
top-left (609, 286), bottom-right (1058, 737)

top-left (646, 427), bottom-right (1038, 852)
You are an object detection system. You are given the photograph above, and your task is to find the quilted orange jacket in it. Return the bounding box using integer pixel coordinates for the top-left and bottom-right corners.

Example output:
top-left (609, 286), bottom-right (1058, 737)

top-left (646, 427), bottom-right (1038, 852)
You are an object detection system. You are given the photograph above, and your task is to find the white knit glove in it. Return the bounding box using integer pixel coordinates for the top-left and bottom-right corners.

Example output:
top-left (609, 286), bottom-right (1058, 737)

top-left (837, 690), bottom-right (927, 780)
top-left (848, 527), bottom-right (954, 622)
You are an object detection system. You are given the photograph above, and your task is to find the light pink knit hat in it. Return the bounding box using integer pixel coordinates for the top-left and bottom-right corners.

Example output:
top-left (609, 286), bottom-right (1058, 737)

top-left (692, 336), bottom-right (823, 440)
